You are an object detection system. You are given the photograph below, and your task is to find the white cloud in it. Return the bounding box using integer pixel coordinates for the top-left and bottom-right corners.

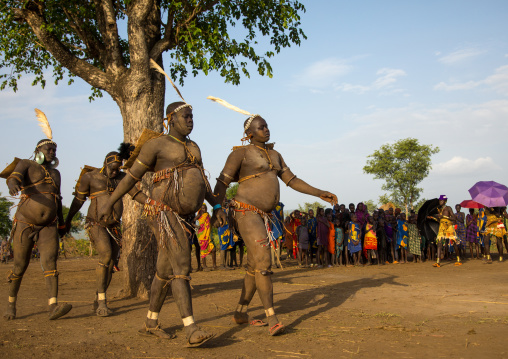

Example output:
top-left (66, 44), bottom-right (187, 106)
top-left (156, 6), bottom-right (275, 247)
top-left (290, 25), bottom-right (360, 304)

top-left (434, 81), bottom-right (479, 91)
top-left (336, 83), bottom-right (370, 94)
top-left (437, 47), bottom-right (485, 64)
top-left (372, 68), bottom-right (406, 89)
top-left (432, 157), bottom-right (502, 175)
top-left (292, 58), bottom-right (351, 88)
top-left (483, 65), bottom-right (508, 96)
top-left (434, 64), bottom-right (508, 95)
top-left (335, 67), bottom-right (406, 95)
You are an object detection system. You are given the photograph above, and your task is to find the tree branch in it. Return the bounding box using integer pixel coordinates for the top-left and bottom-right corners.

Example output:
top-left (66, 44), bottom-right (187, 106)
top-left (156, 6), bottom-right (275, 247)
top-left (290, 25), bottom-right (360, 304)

top-left (94, 0), bottom-right (125, 74)
top-left (149, 0), bottom-right (220, 60)
top-left (126, 0), bottom-right (154, 75)
top-left (16, 7), bottom-right (111, 93)
top-left (62, 7), bottom-right (105, 65)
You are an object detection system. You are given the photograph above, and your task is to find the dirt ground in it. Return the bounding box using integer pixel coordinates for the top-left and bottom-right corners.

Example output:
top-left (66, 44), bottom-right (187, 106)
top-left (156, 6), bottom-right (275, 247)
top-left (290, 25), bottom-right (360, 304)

top-left (1, 254), bottom-right (507, 359)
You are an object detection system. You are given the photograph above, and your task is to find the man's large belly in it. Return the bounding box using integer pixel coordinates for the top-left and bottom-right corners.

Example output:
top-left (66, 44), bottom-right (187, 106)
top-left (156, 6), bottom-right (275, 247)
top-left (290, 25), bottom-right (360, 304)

top-left (16, 193), bottom-right (58, 226)
top-left (152, 168), bottom-right (207, 216)
top-left (235, 174), bottom-right (280, 213)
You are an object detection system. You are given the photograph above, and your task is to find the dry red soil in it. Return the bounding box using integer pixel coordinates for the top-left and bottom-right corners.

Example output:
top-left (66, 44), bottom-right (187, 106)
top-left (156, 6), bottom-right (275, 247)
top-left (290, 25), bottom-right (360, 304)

top-left (1, 256), bottom-right (507, 358)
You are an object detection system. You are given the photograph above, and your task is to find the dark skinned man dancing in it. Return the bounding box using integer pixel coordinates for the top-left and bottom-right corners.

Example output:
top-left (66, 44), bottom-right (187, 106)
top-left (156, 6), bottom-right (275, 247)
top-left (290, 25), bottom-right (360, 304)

top-left (99, 101), bottom-right (226, 347)
top-left (64, 147), bottom-right (148, 316)
top-left (3, 109), bottom-right (72, 320)
top-left (208, 96), bottom-right (337, 336)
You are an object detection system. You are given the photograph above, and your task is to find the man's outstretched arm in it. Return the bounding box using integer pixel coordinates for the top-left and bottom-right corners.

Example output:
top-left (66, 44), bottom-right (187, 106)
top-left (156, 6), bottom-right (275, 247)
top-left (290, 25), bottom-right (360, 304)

top-left (279, 167), bottom-right (337, 205)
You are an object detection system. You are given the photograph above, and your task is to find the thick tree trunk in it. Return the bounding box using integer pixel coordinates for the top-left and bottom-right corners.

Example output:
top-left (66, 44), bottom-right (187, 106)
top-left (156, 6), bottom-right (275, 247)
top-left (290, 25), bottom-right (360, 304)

top-left (115, 76), bottom-right (165, 298)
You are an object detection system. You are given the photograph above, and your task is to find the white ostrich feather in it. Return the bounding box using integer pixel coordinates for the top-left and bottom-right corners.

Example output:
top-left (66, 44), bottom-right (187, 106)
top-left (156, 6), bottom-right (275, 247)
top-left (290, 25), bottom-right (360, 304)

top-left (206, 96), bottom-right (252, 116)
top-left (149, 59), bottom-right (185, 102)
top-left (34, 108), bottom-right (52, 140)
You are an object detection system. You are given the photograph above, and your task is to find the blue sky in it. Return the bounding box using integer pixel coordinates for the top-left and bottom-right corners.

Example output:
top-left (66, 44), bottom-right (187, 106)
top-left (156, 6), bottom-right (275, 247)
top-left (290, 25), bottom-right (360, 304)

top-left (1, 0), bottom-right (507, 212)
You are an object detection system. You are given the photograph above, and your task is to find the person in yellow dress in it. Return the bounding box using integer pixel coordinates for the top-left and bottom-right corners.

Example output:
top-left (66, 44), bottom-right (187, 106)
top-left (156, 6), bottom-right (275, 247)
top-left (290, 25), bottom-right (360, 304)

top-left (432, 195), bottom-right (462, 267)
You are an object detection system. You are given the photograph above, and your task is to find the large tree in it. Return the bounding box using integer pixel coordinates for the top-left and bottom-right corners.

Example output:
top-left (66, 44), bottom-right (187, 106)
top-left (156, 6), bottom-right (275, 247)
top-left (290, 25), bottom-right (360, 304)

top-left (0, 0), bottom-right (306, 297)
top-left (363, 138), bottom-right (439, 214)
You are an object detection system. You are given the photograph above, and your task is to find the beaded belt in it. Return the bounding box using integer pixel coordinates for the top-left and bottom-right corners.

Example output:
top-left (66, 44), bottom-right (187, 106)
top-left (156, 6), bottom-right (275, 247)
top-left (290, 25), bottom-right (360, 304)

top-left (153, 165), bottom-right (196, 183)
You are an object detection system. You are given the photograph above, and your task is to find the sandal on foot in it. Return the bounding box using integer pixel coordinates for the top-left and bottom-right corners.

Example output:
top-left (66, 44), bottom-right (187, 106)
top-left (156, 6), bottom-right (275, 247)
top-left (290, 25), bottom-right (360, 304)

top-left (186, 328), bottom-right (215, 348)
top-left (269, 322), bottom-right (285, 336)
top-left (138, 323), bottom-right (176, 339)
top-left (432, 263), bottom-right (441, 268)
top-left (49, 303), bottom-right (72, 320)
top-left (454, 262), bottom-right (462, 266)
top-left (250, 319), bottom-right (268, 327)
top-left (96, 306), bottom-right (113, 317)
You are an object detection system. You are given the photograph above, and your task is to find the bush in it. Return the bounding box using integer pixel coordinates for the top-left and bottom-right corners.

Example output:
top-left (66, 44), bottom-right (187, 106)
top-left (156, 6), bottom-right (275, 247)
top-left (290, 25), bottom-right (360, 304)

top-left (63, 237), bottom-right (97, 257)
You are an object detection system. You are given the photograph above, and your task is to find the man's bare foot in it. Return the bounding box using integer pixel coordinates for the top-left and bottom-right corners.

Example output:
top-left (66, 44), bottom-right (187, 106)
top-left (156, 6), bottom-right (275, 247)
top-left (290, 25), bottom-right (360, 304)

top-left (4, 303), bottom-right (16, 320)
top-left (96, 300), bottom-right (113, 317)
top-left (185, 325), bottom-right (215, 347)
top-left (232, 311), bottom-right (249, 324)
top-left (49, 303), bottom-right (72, 320)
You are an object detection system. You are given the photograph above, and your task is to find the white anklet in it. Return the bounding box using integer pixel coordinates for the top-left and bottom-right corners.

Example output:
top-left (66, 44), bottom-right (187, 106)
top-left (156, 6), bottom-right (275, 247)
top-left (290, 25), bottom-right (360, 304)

top-left (182, 315), bottom-right (195, 326)
top-left (147, 310), bottom-right (159, 320)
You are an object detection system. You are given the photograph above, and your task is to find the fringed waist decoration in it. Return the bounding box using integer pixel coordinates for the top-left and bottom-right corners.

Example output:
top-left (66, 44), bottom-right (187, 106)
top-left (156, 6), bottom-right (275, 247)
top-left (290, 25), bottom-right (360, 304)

top-left (153, 164), bottom-right (196, 184)
top-left (230, 199), bottom-right (272, 218)
top-left (230, 199), bottom-right (281, 261)
top-left (142, 197), bottom-right (192, 250)
top-left (142, 198), bottom-right (172, 217)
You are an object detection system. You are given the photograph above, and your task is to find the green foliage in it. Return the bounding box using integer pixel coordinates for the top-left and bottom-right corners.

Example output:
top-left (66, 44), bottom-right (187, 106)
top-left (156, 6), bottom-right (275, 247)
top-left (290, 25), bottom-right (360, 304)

top-left (0, 193), bottom-right (13, 237)
top-left (64, 238), bottom-right (97, 257)
top-left (297, 201), bottom-right (326, 215)
top-left (364, 138), bottom-right (439, 213)
top-left (378, 194), bottom-right (391, 206)
top-left (0, 0), bottom-right (307, 99)
top-left (226, 183), bottom-right (238, 200)
top-left (62, 205), bottom-right (85, 233)
top-left (363, 199), bottom-right (378, 212)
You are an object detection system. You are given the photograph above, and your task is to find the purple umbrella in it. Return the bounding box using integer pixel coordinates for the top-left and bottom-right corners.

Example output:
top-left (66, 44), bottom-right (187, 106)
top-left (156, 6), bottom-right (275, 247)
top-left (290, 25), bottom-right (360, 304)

top-left (468, 181), bottom-right (508, 207)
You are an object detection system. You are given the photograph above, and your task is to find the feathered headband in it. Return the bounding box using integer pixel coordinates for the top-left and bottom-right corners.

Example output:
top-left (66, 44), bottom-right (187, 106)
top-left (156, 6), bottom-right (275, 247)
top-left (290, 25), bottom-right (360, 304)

top-left (150, 59), bottom-right (192, 115)
top-left (207, 96), bottom-right (260, 132)
top-left (35, 109), bottom-right (57, 149)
